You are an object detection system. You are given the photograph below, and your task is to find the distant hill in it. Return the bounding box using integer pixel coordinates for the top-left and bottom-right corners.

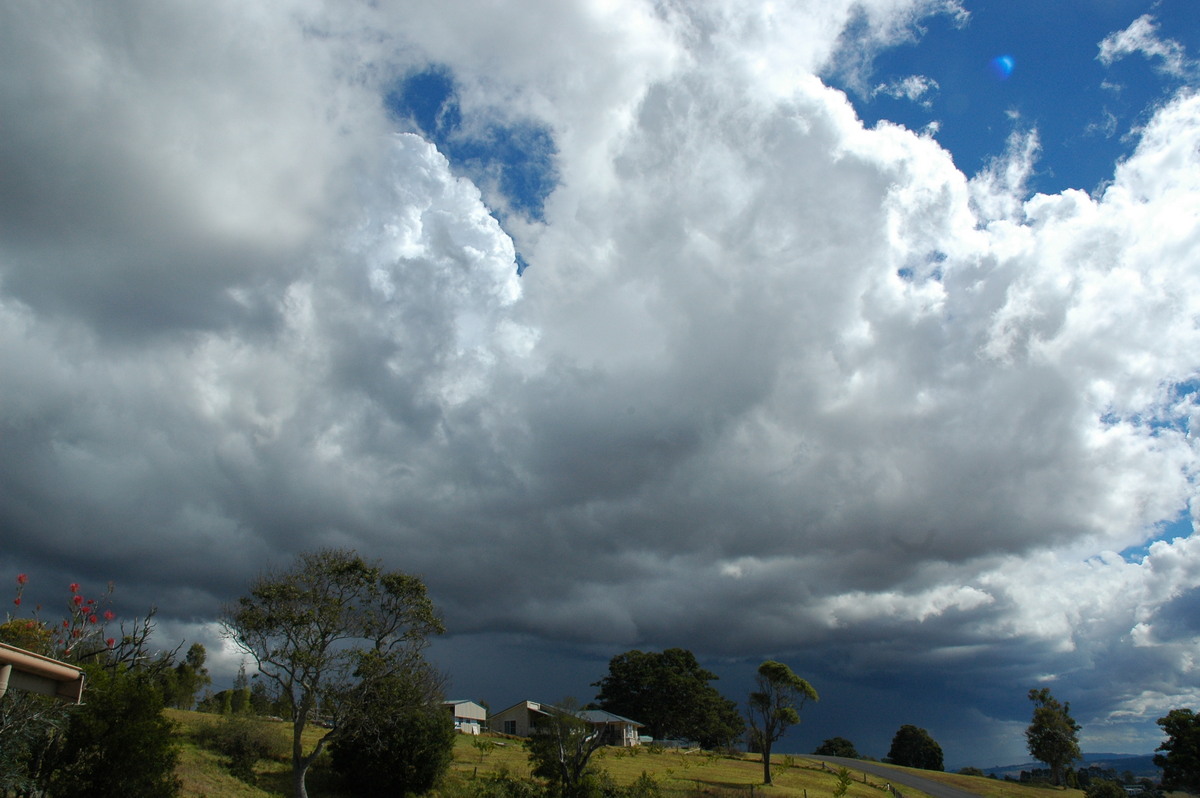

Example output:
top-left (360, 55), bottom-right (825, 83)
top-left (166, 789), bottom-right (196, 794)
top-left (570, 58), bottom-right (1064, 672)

top-left (984, 753), bottom-right (1161, 780)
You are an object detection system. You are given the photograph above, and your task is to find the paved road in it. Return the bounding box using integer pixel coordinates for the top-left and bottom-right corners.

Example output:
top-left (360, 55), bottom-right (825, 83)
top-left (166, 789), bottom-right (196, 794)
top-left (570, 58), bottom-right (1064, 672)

top-left (804, 756), bottom-right (982, 798)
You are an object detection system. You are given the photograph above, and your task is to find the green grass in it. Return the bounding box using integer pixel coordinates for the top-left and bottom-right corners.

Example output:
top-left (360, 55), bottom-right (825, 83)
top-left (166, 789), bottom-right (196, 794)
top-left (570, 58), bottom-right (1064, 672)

top-left (169, 709), bottom-right (351, 798)
top-left (166, 710), bottom-right (1086, 798)
top-left (829, 760), bottom-right (1086, 798)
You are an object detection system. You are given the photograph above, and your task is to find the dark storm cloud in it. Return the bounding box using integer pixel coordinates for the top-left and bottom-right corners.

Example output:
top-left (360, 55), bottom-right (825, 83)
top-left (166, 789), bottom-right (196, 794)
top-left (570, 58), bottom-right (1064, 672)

top-left (3, 0), bottom-right (1200, 766)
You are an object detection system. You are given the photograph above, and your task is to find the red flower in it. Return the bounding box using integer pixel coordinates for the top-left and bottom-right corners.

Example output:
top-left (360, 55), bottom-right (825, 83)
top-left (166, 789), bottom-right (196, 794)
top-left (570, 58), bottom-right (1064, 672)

top-left (106, 638), bottom-right (115, 648)
top-left (88, 615), bottom-right (97, 624)
top-left (71, 629), bottom-right (81, 638)
top-left (12, 597), bottom-right (20, 606)
top-left (24, 621), bottom-right (35, 630)
top-left (61, 619), bottom-right (69, 628)
top-left (72, 595), bottom-right (83, 606)
top-left (16, 573), bottom-right (27, 585)
top-left (103, 610), bottom-right (115, 621)
top-left (68, 582), bottom-right (79, 594)
top-left (86, 598), bottom-right (95, 605)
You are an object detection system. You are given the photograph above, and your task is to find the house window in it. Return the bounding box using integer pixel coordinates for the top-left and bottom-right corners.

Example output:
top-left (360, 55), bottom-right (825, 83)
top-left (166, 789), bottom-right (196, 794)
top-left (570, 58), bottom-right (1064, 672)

top-left (504, 720), bottom-right (517, 735)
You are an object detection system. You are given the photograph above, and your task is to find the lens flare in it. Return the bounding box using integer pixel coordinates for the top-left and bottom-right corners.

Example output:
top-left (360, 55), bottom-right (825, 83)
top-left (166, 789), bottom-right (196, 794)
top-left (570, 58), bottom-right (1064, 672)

top-left (990, 55), bottom-right (1015, 80)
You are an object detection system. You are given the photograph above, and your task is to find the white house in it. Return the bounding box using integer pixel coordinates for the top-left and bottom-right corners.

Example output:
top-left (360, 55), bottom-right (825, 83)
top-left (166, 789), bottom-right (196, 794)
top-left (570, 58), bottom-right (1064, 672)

top-left (577, 709), bottom-right (644, 747)
top-left (443, 699), bottom-right (487, 735)
top-left (489, 699), bottom-right (551, 737)
top-left (488, 700), bottom-right (643, 747)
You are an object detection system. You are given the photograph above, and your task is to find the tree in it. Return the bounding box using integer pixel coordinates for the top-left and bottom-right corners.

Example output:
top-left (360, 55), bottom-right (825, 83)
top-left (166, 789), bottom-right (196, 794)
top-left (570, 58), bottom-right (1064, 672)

top-left (1155, 708), bottom-right (1200, 792)
top-left (329, 663), bottom-right (455, 797)
top-left (814, 736), bottom-right (860, 758)
top-left (592, 648), bottom-right (744, 747)
top-left (1026, 688), bottom-right (1081, 786)
top-left (43, 665), bottom-right (181, 798)
top-left (887, 724), bottom-right (944, 770)
top-left (197, 687), bottom-right (253, 715)
top-left (2, 574), bottom-right (172, 794)
top-left (746, 660), bottom-right (818, 785)
top-left (221, 548), bottom-right (445, 798)
top-left (526, 698), bottom-right (608, 798)
top-left (160, 642), bottom-right (212, 709)
top-left (833, 766), bottom-right (854, 798)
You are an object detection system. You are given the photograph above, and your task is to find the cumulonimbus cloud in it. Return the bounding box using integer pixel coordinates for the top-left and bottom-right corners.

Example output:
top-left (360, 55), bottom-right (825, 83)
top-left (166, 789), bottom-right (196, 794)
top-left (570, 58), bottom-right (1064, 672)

top-left (1, 0), bottom-right (1198, 762)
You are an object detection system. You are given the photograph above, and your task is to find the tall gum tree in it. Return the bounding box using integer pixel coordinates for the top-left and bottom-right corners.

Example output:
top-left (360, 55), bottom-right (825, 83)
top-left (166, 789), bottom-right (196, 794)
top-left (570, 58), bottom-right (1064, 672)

top-left (747, 660), bottom-right (817, 785)
top-left (221, 549), bottom-right (444, 798)
top-left (1026, 687), bottom-right (1081, 786)
top-left (1154, 708), bottom-right (1200, 792)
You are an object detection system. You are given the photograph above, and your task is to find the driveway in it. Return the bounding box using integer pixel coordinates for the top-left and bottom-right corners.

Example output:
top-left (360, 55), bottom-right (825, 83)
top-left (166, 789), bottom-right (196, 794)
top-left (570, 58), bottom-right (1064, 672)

top-left (804, 756), bottom-right (982, 798)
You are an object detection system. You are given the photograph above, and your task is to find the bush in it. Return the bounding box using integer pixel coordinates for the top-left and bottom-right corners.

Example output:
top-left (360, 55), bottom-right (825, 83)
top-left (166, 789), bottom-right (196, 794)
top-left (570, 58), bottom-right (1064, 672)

top-left (329, 679), bottom-right (456, 797)
top-left (619, 771), bottom-right (663, 798)
top-left (195, 715), bottom-right (286, 782)
top-left (440, 768), bottom-right (546, 798)
top-left (43, 666), bottom-right (180, 798)
top-left (1085, 781), bottom-right (1129, 798)
top-left (814, 736), bottom-right (860, 759)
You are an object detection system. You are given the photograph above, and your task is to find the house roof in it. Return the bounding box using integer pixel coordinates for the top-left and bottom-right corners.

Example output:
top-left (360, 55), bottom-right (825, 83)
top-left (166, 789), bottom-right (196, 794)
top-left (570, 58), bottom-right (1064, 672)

top-left (578, 709), bottom-right (643, 727)
top-left (492, 699), bottom-right (551, 717)
top-left (489, 700), bottom-right (643, 727)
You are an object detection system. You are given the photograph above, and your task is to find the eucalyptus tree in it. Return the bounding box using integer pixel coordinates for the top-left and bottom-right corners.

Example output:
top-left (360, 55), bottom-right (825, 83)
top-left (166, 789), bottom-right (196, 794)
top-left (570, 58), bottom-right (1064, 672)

top-left (1026, 687), bottom-right (1081, 786)
top-left (526, 698), bottom-right (608, 798)
top-left (747, 660), bottom-right (818, 785)
top-left (1154, 708), bottom-right (1200, 792)
top-left (222, 548), bottom-right (444, 798)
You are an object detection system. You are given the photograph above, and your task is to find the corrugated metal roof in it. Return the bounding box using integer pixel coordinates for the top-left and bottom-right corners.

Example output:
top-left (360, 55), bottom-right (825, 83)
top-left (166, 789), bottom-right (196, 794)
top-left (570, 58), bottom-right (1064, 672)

top-left (578, 709), bottom-right (643, 726)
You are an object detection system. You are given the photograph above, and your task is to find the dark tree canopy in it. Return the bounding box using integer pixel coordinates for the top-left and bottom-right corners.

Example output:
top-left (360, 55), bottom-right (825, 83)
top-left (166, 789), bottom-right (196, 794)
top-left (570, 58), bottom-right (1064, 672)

top-left (888, 724), bottom-right (944, 771)
top-left (222, 548), bottom-right (444, 798)
top-left (815, 736), bottom-right (860, 758)
top-left (43, 666), bottom-right (181, 798)
top-left (592, 648), bottom-right (743, 748)
top-left (747, 660), bottom-right (818, 785)
top-left (1026, 688), bottom-right (1081, 786)
top-left (1155, 708), bottom-right (1200, 792)
top-left (330, 664), bottom-right (455, 797)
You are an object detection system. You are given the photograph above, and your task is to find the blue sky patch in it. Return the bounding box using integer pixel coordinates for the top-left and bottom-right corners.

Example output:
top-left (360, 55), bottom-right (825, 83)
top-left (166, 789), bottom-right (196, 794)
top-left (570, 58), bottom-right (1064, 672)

top-left (827, 0), bottom-right (1198, 197)
top-left (386, 66), bottom-right (559, 230)
top-left (1122, 513), bottom-right (1194, 563)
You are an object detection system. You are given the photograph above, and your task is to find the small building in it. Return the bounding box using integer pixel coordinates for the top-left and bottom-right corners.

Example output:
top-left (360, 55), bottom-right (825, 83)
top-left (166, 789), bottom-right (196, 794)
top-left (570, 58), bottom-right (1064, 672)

top-left (577, 709), bottom-right (644, 747)
top-left (444, 699), bottom-right (487, 735)
top-left (489, 700), bottom-right (551, 737)
top-left (488, 700), bottom-right (643, 747)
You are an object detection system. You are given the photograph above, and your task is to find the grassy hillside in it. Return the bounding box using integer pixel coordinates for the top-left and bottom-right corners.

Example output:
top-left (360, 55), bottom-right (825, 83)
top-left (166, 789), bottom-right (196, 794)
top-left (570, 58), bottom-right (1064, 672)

top-left (166, 709), bottom-right (1085, 798)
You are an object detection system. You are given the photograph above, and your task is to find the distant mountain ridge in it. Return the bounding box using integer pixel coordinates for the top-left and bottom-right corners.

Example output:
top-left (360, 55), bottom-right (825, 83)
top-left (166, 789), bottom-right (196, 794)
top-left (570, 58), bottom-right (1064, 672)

top-left (984, 753), bottom-right (1160, 779)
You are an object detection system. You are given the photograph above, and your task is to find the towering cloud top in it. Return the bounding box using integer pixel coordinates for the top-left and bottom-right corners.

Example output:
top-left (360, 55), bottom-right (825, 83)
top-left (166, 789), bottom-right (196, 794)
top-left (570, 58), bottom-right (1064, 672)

top-left (2, 0), bottom-right (1198, 765)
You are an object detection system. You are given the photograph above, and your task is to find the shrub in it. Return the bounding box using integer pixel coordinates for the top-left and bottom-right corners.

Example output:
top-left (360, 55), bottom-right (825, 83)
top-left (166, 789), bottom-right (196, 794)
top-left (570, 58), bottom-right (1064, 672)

top-left (620, 771), bottom-right (663, 798)
top-left (43, 666), bottom-right (180, 798)
top-left (329, 679), bottom-right (456, 797)
top-left (195, 715), bottom-right (286, 782)
top-left (440, 768), bottom-right (546, 798)
top-left (1085, 781), bottom-right (1129, 798)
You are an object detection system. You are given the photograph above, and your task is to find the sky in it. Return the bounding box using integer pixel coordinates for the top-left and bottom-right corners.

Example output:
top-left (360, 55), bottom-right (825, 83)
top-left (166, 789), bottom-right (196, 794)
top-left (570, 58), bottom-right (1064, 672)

top-left (2, 0), bottom-right (1200, 770)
